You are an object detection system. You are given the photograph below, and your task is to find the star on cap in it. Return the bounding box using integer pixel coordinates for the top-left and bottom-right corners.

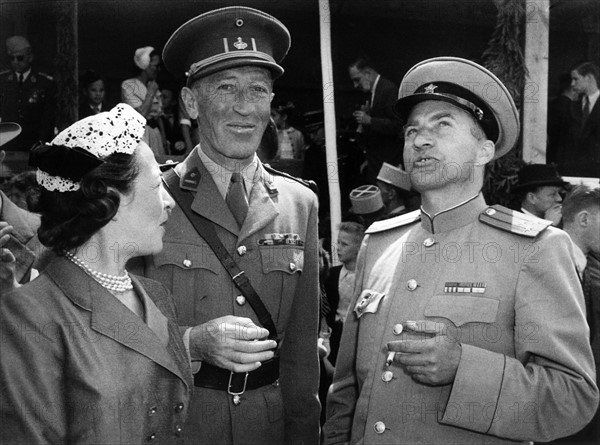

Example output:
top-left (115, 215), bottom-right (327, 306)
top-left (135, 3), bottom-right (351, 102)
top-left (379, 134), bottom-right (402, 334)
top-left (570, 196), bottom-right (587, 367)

top-left (424, 84), bottom-right (438, 94)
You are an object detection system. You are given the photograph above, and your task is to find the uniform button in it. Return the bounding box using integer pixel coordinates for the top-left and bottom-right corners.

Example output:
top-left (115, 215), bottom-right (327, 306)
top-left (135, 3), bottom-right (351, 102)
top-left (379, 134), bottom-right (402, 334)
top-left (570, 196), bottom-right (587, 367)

top-left (272, 379), bottom-right (280, 388)
top-left (235, 295), bottom-right (246, 306)
top-left (423, 237), bottom-right (435, 247)
top-left (147, 433), bottom-right (156, 441)
top-left (392, 323), bottom-right (403, 335)
top-left (485, 208), bottom-right (496, 216)
top-left (183, 259), bottom-right (192, 268)
top-left (407, 279), bottom-right (418, 291)
top-left (174, 402), bottom-right (184, 413)
top-left (289, 262), bottom-right (296, 271)
top-left (174, 424), bottom-right (183, 435)
top-left (374, 421), bottom-right (386, 434)
top-left (148, 406), bottom-right (157, 416)
top-left (237, 245), bottom-right (247, 256)
top-left (382, 371), bottom-right (393, 382)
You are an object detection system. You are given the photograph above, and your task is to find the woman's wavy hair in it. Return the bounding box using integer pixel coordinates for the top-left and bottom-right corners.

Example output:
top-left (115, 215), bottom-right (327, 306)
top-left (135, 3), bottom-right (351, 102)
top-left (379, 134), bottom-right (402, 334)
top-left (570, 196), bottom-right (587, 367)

top-left (37, 153), bottom-right (139, 252)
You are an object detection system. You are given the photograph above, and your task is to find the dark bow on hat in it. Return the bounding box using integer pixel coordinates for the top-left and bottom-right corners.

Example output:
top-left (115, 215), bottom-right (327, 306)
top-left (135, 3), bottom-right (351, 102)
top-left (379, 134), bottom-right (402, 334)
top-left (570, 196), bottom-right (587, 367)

top-left (29, 142), bottom-right (105, 181)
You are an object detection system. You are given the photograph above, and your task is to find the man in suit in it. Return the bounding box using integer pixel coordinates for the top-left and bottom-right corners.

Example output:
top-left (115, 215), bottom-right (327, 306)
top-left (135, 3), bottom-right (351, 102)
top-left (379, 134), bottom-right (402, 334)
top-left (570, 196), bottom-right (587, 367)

top-left (512, 163), bottom-right (568, 226)
top-left (323, 57), bottom-right (598, 444)
top-left (349, 57), bottom-right (403, 184)
top-left (556, 61), bottom-right (600, 177)
top-left (0, 36), bottom-right (56, 153)
top-left (558, 185), bottom-right (600, 443)
top-left (140, 7), bottom-right (320, 444)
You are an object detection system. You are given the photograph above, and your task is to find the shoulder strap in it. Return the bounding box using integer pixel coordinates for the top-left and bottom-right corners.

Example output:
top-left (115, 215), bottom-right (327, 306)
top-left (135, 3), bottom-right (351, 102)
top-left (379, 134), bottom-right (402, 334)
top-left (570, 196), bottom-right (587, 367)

top-left (162, 169), bottom-right (278, 340)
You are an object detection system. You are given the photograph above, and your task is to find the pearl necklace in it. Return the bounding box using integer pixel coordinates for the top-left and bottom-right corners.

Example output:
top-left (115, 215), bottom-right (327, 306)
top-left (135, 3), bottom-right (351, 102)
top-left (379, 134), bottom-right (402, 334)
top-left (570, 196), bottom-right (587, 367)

top-left (65, 251), bottom-right (133, 293)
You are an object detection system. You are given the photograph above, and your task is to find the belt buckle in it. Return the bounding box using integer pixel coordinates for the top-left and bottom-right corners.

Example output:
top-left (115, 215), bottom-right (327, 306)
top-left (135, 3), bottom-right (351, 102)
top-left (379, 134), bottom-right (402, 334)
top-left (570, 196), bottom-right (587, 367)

top-left (228, 371), bottom-right (249, 406)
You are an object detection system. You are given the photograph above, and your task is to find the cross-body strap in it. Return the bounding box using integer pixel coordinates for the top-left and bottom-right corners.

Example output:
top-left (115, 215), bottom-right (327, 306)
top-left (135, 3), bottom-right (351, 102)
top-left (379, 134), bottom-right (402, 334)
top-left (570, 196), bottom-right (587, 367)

top-left (162, 169), bottom-right (278, 340)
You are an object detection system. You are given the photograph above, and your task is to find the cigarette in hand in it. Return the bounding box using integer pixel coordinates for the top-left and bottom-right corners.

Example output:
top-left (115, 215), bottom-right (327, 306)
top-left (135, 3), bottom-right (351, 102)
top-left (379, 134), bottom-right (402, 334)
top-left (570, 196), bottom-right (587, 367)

top-left (386, 351), bottom-right (395, 367)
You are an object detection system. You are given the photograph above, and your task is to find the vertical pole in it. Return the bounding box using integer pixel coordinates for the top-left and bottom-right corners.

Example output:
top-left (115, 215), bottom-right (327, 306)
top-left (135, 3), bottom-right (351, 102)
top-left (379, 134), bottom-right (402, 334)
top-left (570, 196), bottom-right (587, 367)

top-left (318, 0), bottom-right (342, 261)
top-left (55, 0), bottom-right (78, 130)
top-left (522, 0), bottom-right (549, 163)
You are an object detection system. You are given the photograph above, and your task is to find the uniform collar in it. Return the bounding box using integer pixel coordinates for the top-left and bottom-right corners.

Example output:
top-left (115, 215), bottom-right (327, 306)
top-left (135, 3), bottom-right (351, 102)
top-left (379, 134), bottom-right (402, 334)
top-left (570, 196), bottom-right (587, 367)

top-left (15, 68), bottom-right (31, 82)
top-left (197, 144), bottom-right (259, 199)
top-left (420, 193), bottom-right (485, 234)
top-left (570, 239), bottom-right (587, 280)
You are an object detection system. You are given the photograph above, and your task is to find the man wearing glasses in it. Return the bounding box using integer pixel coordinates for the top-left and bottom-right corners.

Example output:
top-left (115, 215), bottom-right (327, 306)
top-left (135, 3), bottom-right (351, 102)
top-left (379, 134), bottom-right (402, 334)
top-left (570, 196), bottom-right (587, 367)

top-left (0, 35), bottom-right (56, 157)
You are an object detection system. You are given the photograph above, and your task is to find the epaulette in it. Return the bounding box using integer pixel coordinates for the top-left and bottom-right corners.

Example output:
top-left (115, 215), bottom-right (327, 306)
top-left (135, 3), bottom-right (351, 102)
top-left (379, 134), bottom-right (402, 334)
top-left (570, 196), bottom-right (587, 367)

top-left (479, 205), bottom-right (552, 238)
top-left (263, 163), bottom-right (319, 196)
top-left (0, 69), bottom-right (10, 76)
top-left (366, 210), bottom-right (421, 234)
top-left (37, 72), bottom-right (54, 80)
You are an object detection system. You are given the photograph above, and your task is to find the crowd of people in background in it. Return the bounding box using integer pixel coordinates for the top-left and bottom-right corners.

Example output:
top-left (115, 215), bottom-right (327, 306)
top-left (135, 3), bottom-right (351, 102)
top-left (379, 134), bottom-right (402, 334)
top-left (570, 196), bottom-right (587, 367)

top-left (0, 6), bottom-right (599, 444)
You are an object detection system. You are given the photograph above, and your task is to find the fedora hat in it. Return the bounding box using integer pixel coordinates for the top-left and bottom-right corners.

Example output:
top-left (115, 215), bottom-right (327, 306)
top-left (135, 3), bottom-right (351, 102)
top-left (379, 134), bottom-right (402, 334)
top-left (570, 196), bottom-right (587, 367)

top-left (0, 122), bottom-right (22, 146)
top-left (512, 164), bottom-right (568, 192)
top-left (394, 57), bottom-right (519, 159)
top-left (163, 6), bottom-right (290, 83)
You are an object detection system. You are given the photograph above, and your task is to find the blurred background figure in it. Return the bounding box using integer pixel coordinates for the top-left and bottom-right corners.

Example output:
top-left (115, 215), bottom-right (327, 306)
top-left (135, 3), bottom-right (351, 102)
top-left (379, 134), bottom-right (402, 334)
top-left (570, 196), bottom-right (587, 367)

top-left (159, 83), bottom-right (188, 155)
top-left (347, 184), bottom-right (386, 228)
top-left (78, 69), bottom-right (107, 119)
top-left (558, 185), bottom-right (600, 444)
top-left (348, 56), bottom-right (402, 185)
top-left (121, 46), bottom-right (165, 156)
top-left (512, 163), bottom-right (568, 226)
top-left (547, 73), bottom-right (578, 164)
top-left (376, 162), bottom-right (420, 218)
top-left (0, 35), bottom-right (56, 175)
top-left (271, 101), bottom-right (306, 161)
top-left (4, 170), bottom-right (40, 212)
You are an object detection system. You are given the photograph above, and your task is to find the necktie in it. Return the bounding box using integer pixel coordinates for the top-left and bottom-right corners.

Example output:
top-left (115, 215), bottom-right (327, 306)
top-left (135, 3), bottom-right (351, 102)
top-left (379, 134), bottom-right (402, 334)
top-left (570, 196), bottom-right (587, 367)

top-left (226, 172), bottom-right (248, 226)
top-left (582, 96), bottom-right (591, 126)
top-left (17, 73), bottom-right (23, 85)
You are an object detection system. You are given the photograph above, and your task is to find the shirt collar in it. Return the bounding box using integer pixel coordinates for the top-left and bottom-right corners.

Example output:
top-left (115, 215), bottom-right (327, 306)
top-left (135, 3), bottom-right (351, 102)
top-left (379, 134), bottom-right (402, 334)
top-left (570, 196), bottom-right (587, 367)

top-left (586, 89), bottom-right (599, 110)
top-left (198, 145), bottom-right (259, 200)
top-left (16, 68), bottom-right (31, 81)
top-left (370, 74), bottom-right (381, 105)
top-left (420, 193), bottom-right (485, 234)
top-left (570, 239), bottom-right (587, 280)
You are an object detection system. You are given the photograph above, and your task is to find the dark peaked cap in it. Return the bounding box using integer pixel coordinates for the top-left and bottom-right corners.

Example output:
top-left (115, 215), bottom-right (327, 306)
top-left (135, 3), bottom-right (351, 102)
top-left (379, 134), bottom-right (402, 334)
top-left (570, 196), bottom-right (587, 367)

top-left (163, 6), bottom-right (291, 83)
top-left (394, 57), bottom-right (520, 160)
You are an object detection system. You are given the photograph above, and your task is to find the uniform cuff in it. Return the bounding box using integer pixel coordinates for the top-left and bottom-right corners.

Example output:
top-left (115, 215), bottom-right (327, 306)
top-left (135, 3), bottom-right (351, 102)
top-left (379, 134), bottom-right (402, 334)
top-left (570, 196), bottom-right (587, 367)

top-left (440, 344), bottom-right (505, 433)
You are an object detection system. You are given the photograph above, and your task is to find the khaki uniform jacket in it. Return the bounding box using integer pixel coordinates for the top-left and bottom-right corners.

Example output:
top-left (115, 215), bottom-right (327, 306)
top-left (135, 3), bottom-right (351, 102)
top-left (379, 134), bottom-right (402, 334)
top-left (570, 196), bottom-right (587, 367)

top-left (141, 149), bottom-right (321, 444)
top-left (323, 194), bottom-right (598, 444)
top-left (0, 257), bottom-right (192, 444)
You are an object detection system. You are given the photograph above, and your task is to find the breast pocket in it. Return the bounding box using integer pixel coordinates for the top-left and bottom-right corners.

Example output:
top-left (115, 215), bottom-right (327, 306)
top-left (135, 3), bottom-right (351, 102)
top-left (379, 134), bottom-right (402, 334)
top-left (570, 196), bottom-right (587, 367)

top-left (152, 242), bottom-right (223, 325)
top-left (424, 295), bottom-right (499, 327)
top-left (258, 245), bottom-right (304, 275)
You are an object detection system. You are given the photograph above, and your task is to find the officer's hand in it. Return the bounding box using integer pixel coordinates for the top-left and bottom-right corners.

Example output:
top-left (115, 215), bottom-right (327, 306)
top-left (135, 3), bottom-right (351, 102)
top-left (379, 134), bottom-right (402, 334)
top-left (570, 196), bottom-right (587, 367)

top-left (352, 110), bottom-right (372, 125)
top-left (0, 223), bottom-right (20, 296)
top-left (545, 203), bottom-right (562, 226)
top-left (189, 315), bottom-right (277, 373)
top-left (386, 320), bottom-right (461, 386)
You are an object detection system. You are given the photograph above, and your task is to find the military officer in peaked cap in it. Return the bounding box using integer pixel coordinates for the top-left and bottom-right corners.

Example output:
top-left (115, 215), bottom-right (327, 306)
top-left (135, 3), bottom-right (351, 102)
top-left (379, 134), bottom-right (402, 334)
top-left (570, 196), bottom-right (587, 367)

top-left (323, 57), bottom-right (598, 444)
top-left (139, 7), bottom-right (320, 444)
top-left (0, 36), bottom-right (56, 155)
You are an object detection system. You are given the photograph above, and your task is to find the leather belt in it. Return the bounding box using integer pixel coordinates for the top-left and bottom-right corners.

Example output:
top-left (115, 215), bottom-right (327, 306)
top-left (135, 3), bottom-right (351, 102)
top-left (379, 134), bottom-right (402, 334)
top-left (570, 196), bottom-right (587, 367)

top-left (194, 358), bottom-right (279, 395)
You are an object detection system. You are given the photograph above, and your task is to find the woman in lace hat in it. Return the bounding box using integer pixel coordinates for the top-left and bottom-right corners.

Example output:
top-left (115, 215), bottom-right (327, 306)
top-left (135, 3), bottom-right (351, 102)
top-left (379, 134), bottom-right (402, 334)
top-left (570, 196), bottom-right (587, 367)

top-left (0, 104), bottom-right (193, 444)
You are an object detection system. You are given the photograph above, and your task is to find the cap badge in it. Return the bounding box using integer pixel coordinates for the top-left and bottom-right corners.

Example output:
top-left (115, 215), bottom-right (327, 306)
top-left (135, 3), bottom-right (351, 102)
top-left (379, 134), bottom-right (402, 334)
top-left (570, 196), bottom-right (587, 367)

top-left (424, 84), bottom-right (438, 94)
top-left (233, 37), bottom-right (248, 50)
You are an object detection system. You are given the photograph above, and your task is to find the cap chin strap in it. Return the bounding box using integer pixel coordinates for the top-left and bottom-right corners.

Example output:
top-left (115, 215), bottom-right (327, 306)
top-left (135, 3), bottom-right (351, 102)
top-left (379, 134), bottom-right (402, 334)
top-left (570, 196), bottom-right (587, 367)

top-left (186, 50), bottom-right (277, 78)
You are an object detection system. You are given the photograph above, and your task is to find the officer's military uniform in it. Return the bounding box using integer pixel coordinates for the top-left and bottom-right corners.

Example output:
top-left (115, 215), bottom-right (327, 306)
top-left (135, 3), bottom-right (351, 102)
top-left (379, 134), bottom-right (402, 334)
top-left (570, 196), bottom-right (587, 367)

top-left (0, 69), bottom-right (56, 152)
top-left (323, 57), bottom-right (599, 444)
top-left (142, 151), bottom-right (321, 444)
top-left (324, 195), bottom-right (598, 443)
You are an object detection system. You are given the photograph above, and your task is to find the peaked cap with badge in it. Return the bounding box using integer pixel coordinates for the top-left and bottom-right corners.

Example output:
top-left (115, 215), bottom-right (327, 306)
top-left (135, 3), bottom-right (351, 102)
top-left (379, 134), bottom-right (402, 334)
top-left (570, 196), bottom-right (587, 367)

top-left (163, 6), bottom-right (291, 83)
top-left (394, 57), bottom-right (520, 159)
